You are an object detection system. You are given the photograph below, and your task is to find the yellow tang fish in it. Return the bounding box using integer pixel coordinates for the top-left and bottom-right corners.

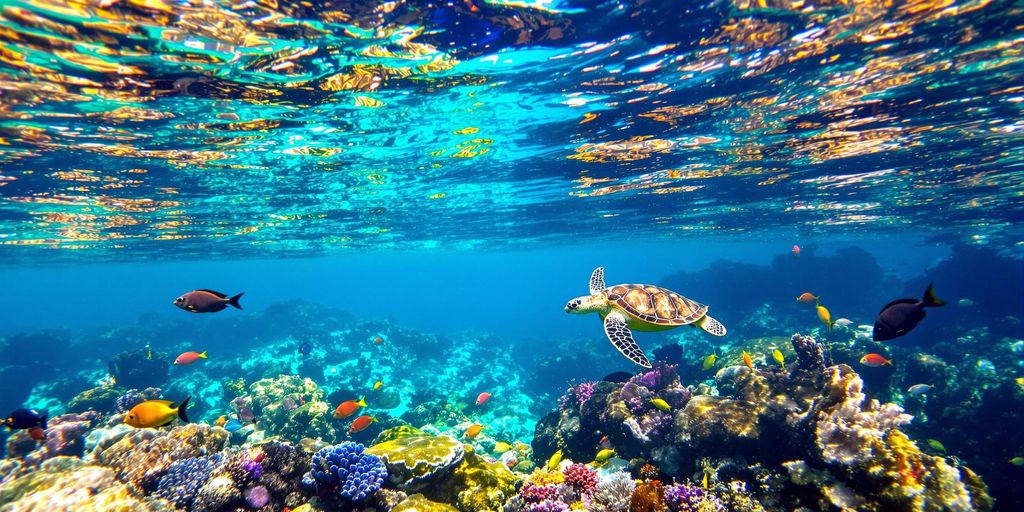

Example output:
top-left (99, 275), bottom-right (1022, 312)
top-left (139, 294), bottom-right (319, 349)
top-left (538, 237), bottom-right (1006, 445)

top-left (702, 472), bottom-right (709, 489)
top-left (494, 442), bottom-right (512, 454)
top-left (373, 381), bottom-right (383, 391)
top-left (772, 349), bottom-right (785, 368)
top-left (650, 398), bottom-right (671, 412)
top-left (702, 354), bottom-right (717, 371)
top-left (595, 448), bottom-right (616, 463)
top-left (817, 304), bottom-right (833, 329)
top-left (546, 449), bottom-right (563, 470)
top-left (125, 398), bottom-right (190, 428)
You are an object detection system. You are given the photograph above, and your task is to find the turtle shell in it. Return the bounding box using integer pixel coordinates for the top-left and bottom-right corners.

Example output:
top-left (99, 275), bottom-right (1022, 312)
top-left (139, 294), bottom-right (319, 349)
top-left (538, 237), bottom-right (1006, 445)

top-left (604, 284), bottom-right (707, 326)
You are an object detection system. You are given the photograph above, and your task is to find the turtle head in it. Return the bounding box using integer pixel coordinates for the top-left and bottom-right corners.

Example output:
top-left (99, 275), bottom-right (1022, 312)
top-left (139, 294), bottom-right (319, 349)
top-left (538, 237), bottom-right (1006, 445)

top-left (565, 294), bottom-right (605, 315)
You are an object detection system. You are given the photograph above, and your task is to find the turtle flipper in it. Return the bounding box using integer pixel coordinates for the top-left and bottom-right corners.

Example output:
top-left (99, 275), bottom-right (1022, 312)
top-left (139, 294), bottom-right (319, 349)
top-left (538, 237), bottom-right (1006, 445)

top-left (590, 267), bottom-right (606, 295)
top-left (603, 312), bottom-right (652, 368)
top-left (697, 315), bottom-right (727, 337)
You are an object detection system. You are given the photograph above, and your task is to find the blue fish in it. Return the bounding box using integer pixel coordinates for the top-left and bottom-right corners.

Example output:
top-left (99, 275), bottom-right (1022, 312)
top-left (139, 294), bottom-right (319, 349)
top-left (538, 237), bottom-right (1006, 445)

top-left (224, 418), bottom-right (243, 433)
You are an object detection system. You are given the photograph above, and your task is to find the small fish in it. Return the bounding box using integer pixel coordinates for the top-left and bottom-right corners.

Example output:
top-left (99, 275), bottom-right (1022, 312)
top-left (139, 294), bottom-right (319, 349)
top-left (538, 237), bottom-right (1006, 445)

top-left (1017, 377), bottom-right (1024, 387)
top-left (792, 244), bottom-right (801, 257)
top-left (298, 342), bottom-right (312, 357)
top-left (4, 408), bottom-right (47, 431)
top-left (860, 353), bottom-right (892, 367)
top-left (772, 349), bottom-right (785, 368)
top-left (602, 371), bottom-right (634, 383)
top-left (958, 298), bottom-right (974, 308)
top-left (816, 304), bottom-right (833, 329)
top-left (214, 415), bottom-right (227, 427)
top-left (174, 351), bottom-right (207, 365)
top-left (239, 406), bottom-right (255, 422)
top-left (27, 427), bottom-right (45, 441)
top-left (373, 336), bottom-right (384, 344)
top-left (742, 351), bottom-right (753, 371)
top-left (476, 392), bottom-right (492, 405)
top-left (373, 381), bottom-right (384, 391)
top-left (349, 415), bottom-right (377, 434)
top-left (702, 472), bottom-right (709, 489)
top-left (333, 397), bottom-right (367, 419)
top-left (546, 449), bottom-right (563, 470)
top-left (926, 439), bottom-right (946, 452)
top-left (701, 354), bottom-right (717, 371)
top-left (224, 418), bottom-right (243, 433)
top-left (649, 398), bottom-right (671, 412)
top-left (873, 283), bottom-right (946, 341)
top-left (173, 289), bottom-right (244, 313)
top-left (124, 398), bottom-right (190, 428)
top-left (494, 442), bottom-right (512, 454)
top-left (907, 384), bottom-right (933, 395)
top-left (464, 424), bottom-right (484, 439)
top-left (796, 292), bottom-right (819, 303)
top-left (834, 318), bottom-right (853, 328)
top-left (595, 449), bottom-right (616, 463)
top-left (1010, 456), bottom-right (1024, 466)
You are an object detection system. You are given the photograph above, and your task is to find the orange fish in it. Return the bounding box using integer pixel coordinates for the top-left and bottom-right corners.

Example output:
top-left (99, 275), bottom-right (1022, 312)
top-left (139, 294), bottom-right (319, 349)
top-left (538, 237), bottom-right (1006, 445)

top-left (27, 427), bottom-right (45, 441)
top-left (476, 392), bottom-right (492, 405)
top-left (796, 293), bottom-right (819, 303)
top-left (349, 415), bottom-right (377, 434)
top-left (742, 351), bottom-right (753, 370)
top-left (792, 245), bottom-right (801, 257)
top-left (860, 353), bottom-right (892, 367)
top-left (373, 336), bottom-right (384, 344)
top-left (464, 424), bottom-right (484, 438)
top-left (333, 397), bottom-right (367, 419)
top-left (174, 351), bottom-right (207, 365)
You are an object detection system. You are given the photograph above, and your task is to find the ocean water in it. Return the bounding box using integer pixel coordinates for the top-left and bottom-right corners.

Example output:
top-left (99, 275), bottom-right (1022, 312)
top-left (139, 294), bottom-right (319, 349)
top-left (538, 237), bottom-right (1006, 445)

top-left (1, 0), bottom-right (1023, 511)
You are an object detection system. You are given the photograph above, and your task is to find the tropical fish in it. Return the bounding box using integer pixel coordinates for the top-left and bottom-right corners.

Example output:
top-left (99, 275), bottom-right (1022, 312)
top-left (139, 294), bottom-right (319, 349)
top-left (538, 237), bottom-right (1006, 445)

top-left (958, 298), bottom-right (974, 307)
top-left (873, 283), bottom-right (946, 341)
top-left (650, 398), bottom-right (671, 412)
top-left (816, 304), bottom-right (833, 329)
top-left (860, 353), bottom-right (892, 367)
top-left (907, 384), bottom-right (933, 395)
top-left (373, 381), bottom-right (384, 391)
top-left (124, 398), bottom-right (190, 428)
top-left (494, 442), bottom-right (512, 454)
top-left (298, 342), bottom-right (312, 357)
top-left (238, 406), bottom-right (255, 422)
top-left (27, 427), bottom-right (45, 441)
top-left (1017, 377), bottom-right (1024, 387)
top-left (373, 336), bottom-right (384, 344)
top-left (595, 449), bottom-right (616, 463)
top-left (701, 354), bottom-right (717, 371)
top-left (546, 449), bottom-right (563, 470)
top-left (702, 472), bottom-right (709, 489)
top-left (602, 371), bottom-right (634, 383)
top-left (173, 289), bottom-right (244, 313)
top-left (772, 349), bottom-right (785, 368)
top-left (927, 439), bottom-right (946, 452)
top-left (214, 415), bottom-right (227, 427)
top-left (174, 351), bottom-right (207, 365)
top-left (464, 424), bottom-right (484, 438)
top-left (834, 318), bottom-right (853, 328)
top-left (333, 397), bottom-right (367, 419)
top-left (792, 245), bottom-right (801, 257)
top-left (796, 292), bottom-right (818, 303)
top-left (742, 351), bottom-right (753, 371)
top-left (224, 418), bottom-right (243, 433)
top-left (349, 415), bottom-right (377, 434)
top-left (4, 408), bottom-right (47, 431)
top-left (1010, 457), bottom-right (1024, 466)
top-left (476, 392), bottom-right (492, 405)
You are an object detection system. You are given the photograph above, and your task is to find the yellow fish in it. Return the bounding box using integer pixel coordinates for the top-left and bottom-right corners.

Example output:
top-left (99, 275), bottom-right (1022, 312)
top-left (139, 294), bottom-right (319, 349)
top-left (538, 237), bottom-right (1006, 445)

top-left (772, 349), bottom-right (785, 368)
top-left (927, 439), bottom-right (946, 452)
top-left (595, 448), bottom-right (616, 463)
top-left (650, 398), bottom-right (671, 412)
top-left (1016, 377), bottom-right (1024, 387)
top-left (546, 449), bottom-right (563, 470)
top-left (816, 304), bottom-right (833, 329)
top-left (494, 442), bottom-right (512, 454)
top-left (373, 381), bottom-right (383, 391)
top-left (1010, 456), bottom-right (1024, 466)
top-left (464, 424), bottom-right (484, 439)
top-left (701, 472), bottom-right (709, 489)
top-left (214, 415), bottom-right (227, 427)
top-left (702, 354), bottom-right (717, 371)
top-left (125, 398), bottom-right (190, 429)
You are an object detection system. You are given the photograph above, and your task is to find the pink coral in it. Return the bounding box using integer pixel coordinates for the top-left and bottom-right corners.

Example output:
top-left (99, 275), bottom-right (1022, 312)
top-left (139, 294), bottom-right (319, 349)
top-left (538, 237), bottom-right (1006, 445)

top-left (520, 482), bottom-right (560, 503)
top-left (558, 381), bottom-right (596, 410)
top-left (562, 463), bottom-right (597, 496)
top-left (243, 485), bottom-right (270, 508)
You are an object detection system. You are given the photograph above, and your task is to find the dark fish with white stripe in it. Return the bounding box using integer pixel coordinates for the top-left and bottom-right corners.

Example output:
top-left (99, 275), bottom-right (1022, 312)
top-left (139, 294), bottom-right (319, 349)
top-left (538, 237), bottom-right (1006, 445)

top-left (174, 289), bottom-right (244, 313)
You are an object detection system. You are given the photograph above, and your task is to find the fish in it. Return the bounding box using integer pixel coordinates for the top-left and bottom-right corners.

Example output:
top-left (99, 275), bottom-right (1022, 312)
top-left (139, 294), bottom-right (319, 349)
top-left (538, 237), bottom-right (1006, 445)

top-left (238, 406), bottom-right (255, 422)
top-left (1011, 457), bottom-right (1024, 466)
top-left (834, 318), bottom-right (853, 328)
top-left (464, 424), bottom-right (484, 439)
top-left (124, 398), bottom-right (190, 428)
top-left (494, 442), bottom-right (512, 454)
top-left (595, 449), bottom-right (616, 463)
top-left (792, 244), bottom-right (800, 257)
top-left (772, 349), bottom-right (785, 368)
top-left (333, 397), bottom-right (367, 419)
top-left (27, 427), bottom-right (45, 441)
top-left (373, 381), bottom-right (384, 391)
top-left (1017, 377), bottom-right (1024, 387)
top-left (349, 415), bottom-right (377, 434)
top-left (214, 415), bottom-right (227, 427)
top-left (702, 472), bottom-right (709, 489)
top-left (224, 418), bottom-right (243, 433)
top-left (373, 336), bottom-right (384, 344)
top-left (816, 304), bottom-right (833, 329)
top-left (298, 342), bottom-right (312, 357)
top-left (476, 392), bottom-right (492, 405)
top-left (173, 289), bottom-right (244, 313)
top-left (174, 351), bottom-right (207, 365)
top-left (701, 354), bottom-right (717, 371)
top-left (873, 283), bottom-right (946, 341)
top-left (926, 439), bottom-right (946, 452)
top-left (860, 353), bottom-right (892, 367)
top-left (602, 371), bottom-right (634, 383)
top-left (649, 398), bottom-right (671, 412)
top-left (742, 351), bottom-right (753, 371)
top-left (907, 384), bottom-right (933, 395)
top-left (546, 449), bottom-right (563, 470)
top-left (4, 408), bottom-right (47, 431)
top-left (958, 298), bottom-right (974, 307)
top-left (796, 292), bottom-right (818, 303)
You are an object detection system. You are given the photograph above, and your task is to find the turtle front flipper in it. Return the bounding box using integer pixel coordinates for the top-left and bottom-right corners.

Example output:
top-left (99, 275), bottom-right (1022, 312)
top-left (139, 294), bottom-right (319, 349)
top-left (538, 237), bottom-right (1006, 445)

top-left (697, 315), bottom-right (727, 336)
top-left (603, 312), bottom-right (653, 368)
top-left (589, 267), bottom-right (605, 295)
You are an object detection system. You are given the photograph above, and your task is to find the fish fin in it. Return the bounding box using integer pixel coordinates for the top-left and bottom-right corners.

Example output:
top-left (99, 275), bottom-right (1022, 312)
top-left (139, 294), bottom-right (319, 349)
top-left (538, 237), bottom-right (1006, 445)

top-left (149, 400), bottom-right (175, 406)
top-left (197, 289), bottom-right (228, 299)
top-left (40, 414), bottom-right (47, 430)
top-left (880, 298), bottom-right (919, 311)
top-left (604, 312), bottom-right (652, 368)
top-left (922, 283), bottom-right (946, 307)
top-left (176, 397), bottom-right (191, 423)
top-left (589, 267), bottom-right (605, 295)
top-left (697, 315), bottom-right (727, 336)
top-left (357, 397), bottom-right (367, 407)
top-left (199, 351), bottom-right (207, 359)
top-left (228, 292), bottom-right (244, 310)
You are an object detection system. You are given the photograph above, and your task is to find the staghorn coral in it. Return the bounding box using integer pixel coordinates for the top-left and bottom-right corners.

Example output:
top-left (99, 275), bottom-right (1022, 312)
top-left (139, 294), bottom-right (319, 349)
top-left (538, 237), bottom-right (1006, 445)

top-left (590, 471), bottom-right (635, 512)
top-left (307, 442), bottom-right (387, 502)
top-left (559, 381), bottom-right (596, 411)
top-left (366, 431), bottom-right (465, 492)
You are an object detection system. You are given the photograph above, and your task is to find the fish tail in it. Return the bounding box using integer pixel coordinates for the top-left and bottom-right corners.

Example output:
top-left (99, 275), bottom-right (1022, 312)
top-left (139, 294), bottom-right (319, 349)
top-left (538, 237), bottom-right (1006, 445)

top-left (922, 283), bottom-right (946, 307)
top-left (176, 397), bottom-right (191, 423)
top-left (357, 397), bottom-right (367, 407)
top-left (40, 414), bottom-right (48, 430)
top-left (199, 351), bottom-right (207, 359)
top-left (229, 292), bottom-right (244, 310)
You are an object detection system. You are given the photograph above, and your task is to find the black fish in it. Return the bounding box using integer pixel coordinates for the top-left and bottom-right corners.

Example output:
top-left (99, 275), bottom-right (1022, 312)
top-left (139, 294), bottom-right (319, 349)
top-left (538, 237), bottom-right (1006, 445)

top-left (5, 408), bottom-right (47, 430)
top-left (602, 371), bottom-right (634, 383)
top-left (298, 342), bottom-right (312, 357)
top-left (174, 289), bottom-right (244, 313)
top-left (873, 283), bottom-right (946, 341)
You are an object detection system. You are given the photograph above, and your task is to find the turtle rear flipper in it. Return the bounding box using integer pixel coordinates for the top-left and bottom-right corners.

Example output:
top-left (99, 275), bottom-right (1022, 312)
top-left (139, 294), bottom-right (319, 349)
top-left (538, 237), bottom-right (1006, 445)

top-left (603, 312), bottom-right (653, 368)
top-left (697, 315), bottom-right (727, 336)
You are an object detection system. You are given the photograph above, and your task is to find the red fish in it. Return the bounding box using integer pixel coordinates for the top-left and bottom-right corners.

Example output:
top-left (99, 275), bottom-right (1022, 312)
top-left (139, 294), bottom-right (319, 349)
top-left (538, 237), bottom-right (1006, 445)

top-left (475, 392), bottom-right (492, 405)
top-left (27, 427), bottom-right (45, 441)
top-left (792, 245), bottom-right (801, 257)
top-left (373, 336), bottom-right (384, 344)
top-left (860, 353), bottom-right (892, 367)
top-left (796, 292), bottom-right (819, 303)
top-left (174, 351), bottom-right (207, 365)
top-left (349, 415), bottom-right (377, 434)
top-left (174, 289), bottom-right (244, 313)
top-left (333, 397), bottom-right (367, 419)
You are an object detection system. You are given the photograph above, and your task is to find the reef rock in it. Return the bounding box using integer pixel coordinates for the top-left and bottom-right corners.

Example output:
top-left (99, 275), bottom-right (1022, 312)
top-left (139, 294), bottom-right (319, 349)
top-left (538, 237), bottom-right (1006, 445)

top-left (393, 493), bottom-right (460, 512)
top-left (429, 445), bottom-right (520, 512)
top-left (0, 456), bottom-right (174, 511)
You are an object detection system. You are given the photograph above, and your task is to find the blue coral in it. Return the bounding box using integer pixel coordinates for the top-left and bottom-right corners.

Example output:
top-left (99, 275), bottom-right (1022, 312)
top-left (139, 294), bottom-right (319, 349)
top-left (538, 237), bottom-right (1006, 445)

top-left (154, 456), bottom-right (218, 509)
top-left (308, 442), bottom-right (387, 502)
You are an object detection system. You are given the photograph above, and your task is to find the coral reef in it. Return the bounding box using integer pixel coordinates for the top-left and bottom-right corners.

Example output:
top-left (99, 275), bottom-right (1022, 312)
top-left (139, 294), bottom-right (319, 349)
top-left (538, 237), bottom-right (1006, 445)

top-left (231, 375), bottom-right (337, 443)
top-left (366, 429), bottom-right (465, 492)
top-left (108, 348), bottom-right (170, 390)
top-left (0, 457), bottom-right (174, 511)
top-left (430, 444), bottom-right (520, 512)
top-left (306, 442), bottom-right (387, 502)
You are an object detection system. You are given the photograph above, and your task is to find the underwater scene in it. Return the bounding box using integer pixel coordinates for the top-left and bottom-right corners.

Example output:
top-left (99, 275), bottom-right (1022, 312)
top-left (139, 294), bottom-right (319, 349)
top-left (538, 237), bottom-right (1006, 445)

top-left (1, 0), bottom-right (1023, 510)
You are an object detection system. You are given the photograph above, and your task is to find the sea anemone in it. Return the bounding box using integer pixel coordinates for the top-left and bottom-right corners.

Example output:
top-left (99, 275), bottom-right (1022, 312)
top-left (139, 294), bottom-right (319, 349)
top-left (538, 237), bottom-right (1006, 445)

top-left (243, 485), bottom-right (271, 509)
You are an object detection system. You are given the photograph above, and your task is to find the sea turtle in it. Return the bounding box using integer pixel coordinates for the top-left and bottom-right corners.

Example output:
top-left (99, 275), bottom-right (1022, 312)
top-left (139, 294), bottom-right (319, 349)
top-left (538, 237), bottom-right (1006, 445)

top-left (564, 267), bottom-right (727, 368)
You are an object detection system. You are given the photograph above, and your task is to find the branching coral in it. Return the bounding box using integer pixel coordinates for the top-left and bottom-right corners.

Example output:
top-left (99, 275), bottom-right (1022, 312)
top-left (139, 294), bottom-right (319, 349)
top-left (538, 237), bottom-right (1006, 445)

top-left (308, 442), bottom-right (387, 502)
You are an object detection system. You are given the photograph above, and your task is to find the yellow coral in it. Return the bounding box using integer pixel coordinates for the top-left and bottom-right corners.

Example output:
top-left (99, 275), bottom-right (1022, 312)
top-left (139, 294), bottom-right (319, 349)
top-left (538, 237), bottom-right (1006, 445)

top-left (527, 467), bottom-right (565, 486)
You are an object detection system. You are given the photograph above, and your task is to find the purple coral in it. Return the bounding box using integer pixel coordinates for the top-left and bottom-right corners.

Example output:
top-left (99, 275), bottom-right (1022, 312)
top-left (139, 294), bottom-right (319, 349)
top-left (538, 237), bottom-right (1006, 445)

top-left (527, 500), bottom-right (571, 512)
top-left (563, 463), bottom-right (597, 495)
top-left (638, 409), bottom-right (674, 439)
top-left (628, 363), bottom-right (679, 391)
top-left (242, 457), bottom-right (263, 480)
top-left (664, 484), bottom-right (724, 512)
top-left (243, 485), bottom-right (271, 508)
top-left (792, 333), bottom-right (826, 373)
top-left (558, 381), bottom-right (596, 410)
top-left (519, 483), bottom-right (560, 503)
